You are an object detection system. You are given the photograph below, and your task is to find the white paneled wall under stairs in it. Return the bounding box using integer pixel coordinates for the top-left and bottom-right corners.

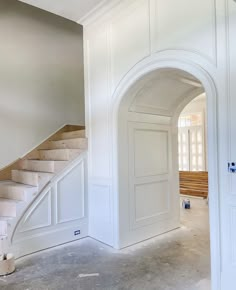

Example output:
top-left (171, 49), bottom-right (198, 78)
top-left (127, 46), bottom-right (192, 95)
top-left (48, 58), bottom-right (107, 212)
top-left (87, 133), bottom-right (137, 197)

top-left (0, 127), bottom-right (88, 259)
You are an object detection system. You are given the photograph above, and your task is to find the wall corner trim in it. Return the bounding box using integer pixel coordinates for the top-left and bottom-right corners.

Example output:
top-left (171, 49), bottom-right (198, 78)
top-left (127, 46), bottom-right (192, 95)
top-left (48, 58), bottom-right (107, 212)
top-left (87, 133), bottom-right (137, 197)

top-left (78, 0), bottom-right (120, 26)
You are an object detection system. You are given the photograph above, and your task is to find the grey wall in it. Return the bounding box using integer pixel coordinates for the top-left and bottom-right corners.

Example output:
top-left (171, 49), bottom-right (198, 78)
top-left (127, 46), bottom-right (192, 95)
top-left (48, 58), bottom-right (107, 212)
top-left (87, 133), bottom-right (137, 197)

top-left (0, 0), bottom-right (84, 168)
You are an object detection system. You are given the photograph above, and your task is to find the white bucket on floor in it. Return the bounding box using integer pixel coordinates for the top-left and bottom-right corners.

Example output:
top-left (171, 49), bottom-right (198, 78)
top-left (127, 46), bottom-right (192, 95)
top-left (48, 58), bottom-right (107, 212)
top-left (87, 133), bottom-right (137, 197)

top-left (0, 254), bottom-right (15, 276)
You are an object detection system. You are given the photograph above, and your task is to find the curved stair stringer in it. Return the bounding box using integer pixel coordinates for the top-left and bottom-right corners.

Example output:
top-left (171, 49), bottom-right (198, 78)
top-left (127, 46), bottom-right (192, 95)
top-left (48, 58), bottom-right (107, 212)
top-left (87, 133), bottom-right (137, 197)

top-left (8, 152), bottom-right (88, 258)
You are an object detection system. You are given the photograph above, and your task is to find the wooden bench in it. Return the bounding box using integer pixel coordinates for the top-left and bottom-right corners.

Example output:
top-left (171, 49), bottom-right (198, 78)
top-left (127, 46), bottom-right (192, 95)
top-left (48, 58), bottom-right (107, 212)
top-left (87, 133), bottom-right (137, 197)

top-left (179, 171), bottom-right (208, 198)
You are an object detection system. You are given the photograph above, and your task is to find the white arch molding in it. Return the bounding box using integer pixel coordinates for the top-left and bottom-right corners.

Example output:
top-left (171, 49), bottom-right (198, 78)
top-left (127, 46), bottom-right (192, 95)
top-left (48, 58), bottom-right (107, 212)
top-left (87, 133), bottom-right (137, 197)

top-left (111, 55), bottom-right (220, 290)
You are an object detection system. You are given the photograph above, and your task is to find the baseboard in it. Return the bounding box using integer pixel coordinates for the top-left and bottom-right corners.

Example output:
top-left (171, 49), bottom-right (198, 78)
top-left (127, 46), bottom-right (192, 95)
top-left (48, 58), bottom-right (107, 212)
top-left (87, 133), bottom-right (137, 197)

top-left (11, 222), bottom-right (88, 259)
top-left (180, 194), bottom-right (205, 200)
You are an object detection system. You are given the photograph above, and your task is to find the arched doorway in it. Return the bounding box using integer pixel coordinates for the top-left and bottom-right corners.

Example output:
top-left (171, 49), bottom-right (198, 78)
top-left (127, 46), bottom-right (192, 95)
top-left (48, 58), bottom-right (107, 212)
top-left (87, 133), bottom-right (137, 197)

top-left (112, 59), bottom-right (220, 290)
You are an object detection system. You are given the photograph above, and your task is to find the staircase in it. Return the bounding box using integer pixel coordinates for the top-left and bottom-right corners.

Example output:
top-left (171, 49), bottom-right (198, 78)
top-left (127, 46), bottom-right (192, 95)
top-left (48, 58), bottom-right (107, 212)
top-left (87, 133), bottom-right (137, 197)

top-left (0, 126), bottom-right (87, 267)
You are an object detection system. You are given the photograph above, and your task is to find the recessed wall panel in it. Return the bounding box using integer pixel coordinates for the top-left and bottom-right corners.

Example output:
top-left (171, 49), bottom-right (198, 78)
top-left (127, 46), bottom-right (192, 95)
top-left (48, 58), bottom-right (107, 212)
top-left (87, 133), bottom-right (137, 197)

top-left (89, 184), bottom-right (113, 245)
top-left (19, 191), bottom-right (52, 232)
top-left (134, 129), bottom-right (168, 177)
top-left (57, 164), bottom-right (85, 224)
top-left (111, 0), bottom-right (150, 90)
top-left (135, 181), bottom-right (169, 222)
top-left (87, 28), bottom-right (111, 178)
top-left (152, 0), bottom-right (216, 63)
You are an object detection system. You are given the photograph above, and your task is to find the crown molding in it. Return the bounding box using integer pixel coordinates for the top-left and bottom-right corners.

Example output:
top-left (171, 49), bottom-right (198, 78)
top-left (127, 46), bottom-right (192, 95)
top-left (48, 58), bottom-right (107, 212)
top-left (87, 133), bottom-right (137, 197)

top-left (78, 0), bottom-right (121, 26)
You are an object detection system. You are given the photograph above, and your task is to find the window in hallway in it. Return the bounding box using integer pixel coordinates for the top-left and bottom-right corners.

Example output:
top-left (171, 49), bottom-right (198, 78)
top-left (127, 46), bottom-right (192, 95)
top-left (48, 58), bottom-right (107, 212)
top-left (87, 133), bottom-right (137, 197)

top-left (178, 94), bottom-right (208, 199)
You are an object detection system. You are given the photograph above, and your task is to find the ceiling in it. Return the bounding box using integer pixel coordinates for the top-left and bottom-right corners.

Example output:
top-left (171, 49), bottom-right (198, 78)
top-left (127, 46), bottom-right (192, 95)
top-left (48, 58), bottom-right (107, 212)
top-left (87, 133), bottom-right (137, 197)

top-left (18, 0), bottom-right (105, 23)
top-left (128, 68), bottom-right (204, 117)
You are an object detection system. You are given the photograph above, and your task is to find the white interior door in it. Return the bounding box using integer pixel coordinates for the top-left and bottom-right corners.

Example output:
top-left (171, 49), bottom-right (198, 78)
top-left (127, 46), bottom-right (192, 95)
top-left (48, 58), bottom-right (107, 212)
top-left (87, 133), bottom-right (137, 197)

top-left (119, 120), bottom-right (180, 247)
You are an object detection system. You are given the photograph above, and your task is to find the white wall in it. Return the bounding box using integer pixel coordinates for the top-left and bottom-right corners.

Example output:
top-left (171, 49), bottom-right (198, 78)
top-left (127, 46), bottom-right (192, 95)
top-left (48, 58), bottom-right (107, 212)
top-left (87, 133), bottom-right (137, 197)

top-left (0, 0), bottom-right (85, 169)
top-left (83, 0), bottom-right (234, 289)
top-left (181, 94), bottom-right (206, 115)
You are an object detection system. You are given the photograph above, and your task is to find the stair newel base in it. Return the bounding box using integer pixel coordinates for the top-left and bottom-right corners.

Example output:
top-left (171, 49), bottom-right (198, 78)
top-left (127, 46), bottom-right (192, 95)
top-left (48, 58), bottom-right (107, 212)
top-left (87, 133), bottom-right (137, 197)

top-left (0, 237), bottom-right (15, 276)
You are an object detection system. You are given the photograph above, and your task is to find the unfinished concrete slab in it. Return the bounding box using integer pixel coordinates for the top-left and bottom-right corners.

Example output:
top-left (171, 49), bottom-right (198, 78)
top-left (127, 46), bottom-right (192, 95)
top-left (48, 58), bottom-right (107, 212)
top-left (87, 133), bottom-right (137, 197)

top-left (0, 198), bottom-right (210, 290)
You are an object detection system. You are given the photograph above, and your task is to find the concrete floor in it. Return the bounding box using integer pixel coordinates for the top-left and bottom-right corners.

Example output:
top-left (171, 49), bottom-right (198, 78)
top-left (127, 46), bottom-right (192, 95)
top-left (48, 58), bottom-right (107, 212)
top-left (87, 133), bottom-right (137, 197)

top-left (0, 197), bottom-right (210, 290)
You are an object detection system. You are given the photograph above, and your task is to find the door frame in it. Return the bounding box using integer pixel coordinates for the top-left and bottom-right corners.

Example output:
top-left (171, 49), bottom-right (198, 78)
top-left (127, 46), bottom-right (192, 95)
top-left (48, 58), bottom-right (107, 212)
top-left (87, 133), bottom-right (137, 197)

top-left (111, 56), bottom-right (220, 290)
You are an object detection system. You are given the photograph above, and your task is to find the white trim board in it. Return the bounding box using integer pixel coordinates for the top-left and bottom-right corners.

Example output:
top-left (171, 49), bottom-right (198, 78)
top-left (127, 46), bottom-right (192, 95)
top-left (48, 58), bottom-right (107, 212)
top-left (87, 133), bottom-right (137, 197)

top-left (111, 56), bottom-right (220, 290)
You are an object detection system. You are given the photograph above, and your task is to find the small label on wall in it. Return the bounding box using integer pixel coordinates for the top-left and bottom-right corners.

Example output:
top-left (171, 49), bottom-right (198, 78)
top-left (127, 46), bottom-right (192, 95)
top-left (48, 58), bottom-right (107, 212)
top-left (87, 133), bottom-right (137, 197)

top-left (228, 163), bottom-right (236, 173)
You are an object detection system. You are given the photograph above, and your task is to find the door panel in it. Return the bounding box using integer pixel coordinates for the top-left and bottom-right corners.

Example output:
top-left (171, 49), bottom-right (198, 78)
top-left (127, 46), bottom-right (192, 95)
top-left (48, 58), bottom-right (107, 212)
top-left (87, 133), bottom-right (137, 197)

top-left (122, 121), bottom-right (180, 245)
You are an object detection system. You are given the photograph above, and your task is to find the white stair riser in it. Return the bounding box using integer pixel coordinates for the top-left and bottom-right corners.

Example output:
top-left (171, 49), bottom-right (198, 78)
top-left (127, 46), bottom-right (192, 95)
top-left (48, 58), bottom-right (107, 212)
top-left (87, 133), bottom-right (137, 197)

top-left (54, 161), bottom-right (69, 173)
top-left (39, 150), bottom-right (82, 161)
top-left (39, 150), bottom-right (69, 161)
top-left (0, 190), bottom-right (25, 201)
top-left (68, 150), bottom-right (83, 160)
top-left (12, 170), bottom-right (53, 188)
top-left (19, 160), bottom-right (68, 173)
top-left (26, 151), bottom-right (40, 160)
top-left (49, 138), bottom-right (88, 150)
top-left (0, 202), bottom-right (16, 218)
top-left (20, 160), bottom-right (55, 173)
top-left (0, 184), bottom-right (26, 201)
top-left (12, 170), bottom-right (39, 187)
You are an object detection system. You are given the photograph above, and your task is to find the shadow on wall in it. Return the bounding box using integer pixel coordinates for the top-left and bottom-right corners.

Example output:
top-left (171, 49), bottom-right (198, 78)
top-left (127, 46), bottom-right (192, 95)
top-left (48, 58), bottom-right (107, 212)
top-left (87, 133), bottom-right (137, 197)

top-left (0, 0), bottom-right (85, 169)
